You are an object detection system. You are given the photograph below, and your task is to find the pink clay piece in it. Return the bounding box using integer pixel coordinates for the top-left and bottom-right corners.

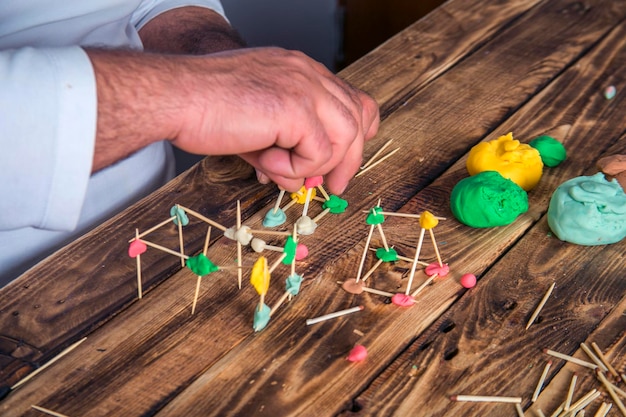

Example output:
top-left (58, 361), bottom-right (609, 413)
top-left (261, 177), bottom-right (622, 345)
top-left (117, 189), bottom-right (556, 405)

top-left (347, 345), bottom-right (368, 362)
top-left (425, 263), bottom-right (449, 277)
top-left (128, 240), bottom-right (147, 258)
top-left (295, 244), bottom-right (309, 260)
top-left (304, 176), bottom-right (324, 189)
top-left (460, 273), bottom-right (477, 289)
top-left (391, 293), bottom-right (415, 307)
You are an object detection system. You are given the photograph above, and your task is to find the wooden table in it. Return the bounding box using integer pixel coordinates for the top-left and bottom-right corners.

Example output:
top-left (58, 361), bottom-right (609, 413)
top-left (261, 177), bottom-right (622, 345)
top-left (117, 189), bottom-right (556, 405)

top-left (2, 0), bottom-right (626, 415)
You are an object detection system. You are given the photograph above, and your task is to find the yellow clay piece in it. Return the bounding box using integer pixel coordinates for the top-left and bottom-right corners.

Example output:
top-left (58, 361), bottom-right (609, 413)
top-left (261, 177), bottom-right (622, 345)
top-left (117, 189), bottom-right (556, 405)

top-left (419, 211), bottom-right (438, 229)
top-left (250, 256), bottom-right (270, 295)
top-left (466, 132), bottom-right (543, 191)
top-left (290, 186), bottom-right (317, 204)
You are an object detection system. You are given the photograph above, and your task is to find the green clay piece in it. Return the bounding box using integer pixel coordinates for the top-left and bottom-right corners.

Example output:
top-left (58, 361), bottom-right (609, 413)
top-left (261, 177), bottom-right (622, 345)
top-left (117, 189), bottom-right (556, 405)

top-left (282, 236), bottom-right (297, 264)
top-left (253, 303), bottom-right (271, 332)
top-left (529, 135), bottom-right (567, 167)
top-left (376, 247), bottom-right (398, 262)
top-left (366, 206), bottom-right (385, 225)
top-left (322, 195), bottom-right (349, 214)
top-left (170, 205), bottom-right (189, 226)
top-left (285, 274), bottom-right (303, 296)
top-left (450, 171), bottom-right (529, 228)
top-left (186, 253), bottom-right (218, 276)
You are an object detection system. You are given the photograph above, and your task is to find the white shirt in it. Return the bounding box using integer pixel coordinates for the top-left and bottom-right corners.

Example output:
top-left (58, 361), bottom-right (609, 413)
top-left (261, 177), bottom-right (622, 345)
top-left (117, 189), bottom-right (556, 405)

top-left (0, 0), bottom-right (226, 286)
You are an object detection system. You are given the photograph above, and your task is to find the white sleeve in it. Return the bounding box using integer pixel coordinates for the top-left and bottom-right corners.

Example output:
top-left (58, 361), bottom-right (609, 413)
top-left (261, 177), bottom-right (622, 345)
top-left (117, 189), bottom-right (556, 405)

top-left (131, 0), bottom-right (227, 29)
top-left (0, 46), bottom-right (96, 231)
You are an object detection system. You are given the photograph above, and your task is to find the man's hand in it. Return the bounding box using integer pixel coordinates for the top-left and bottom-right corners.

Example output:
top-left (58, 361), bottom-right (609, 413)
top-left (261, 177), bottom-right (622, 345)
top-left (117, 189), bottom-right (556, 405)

top-left (170, 47), bottom-right (379, 194)
top-left (89, 46), bottom-right (378, 195)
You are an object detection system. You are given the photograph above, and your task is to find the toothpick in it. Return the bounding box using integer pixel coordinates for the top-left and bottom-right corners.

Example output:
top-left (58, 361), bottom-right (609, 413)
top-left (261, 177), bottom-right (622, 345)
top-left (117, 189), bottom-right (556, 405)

top-left (190, 228), bottom-right (211, 315)
top-left (427, 228), bottom-right (444, 267)
top-left (580, 343), bottom-right (609, 373)
top-left (236, 200), bottom-right (243, 289)
top-left (567, 389), bottom-right (600, 415)
top-left (564, 372), bottom-right (578, 411)
top-left (128, 216), bottom-right (176, 242)
top-left (595, 403), bottom-right (611, 417)
top-left (177, 205), bottom-right (227, 231)
top-left (536, 409), bottom-right (546, 417)
top-left (611, 381), bottom-right (626, 399)
top-left (270, 290), bottom-right (291, 316)
top-left (312, 207), bottom-right (331, 223)
top-left (301, 186), bottom-right (314, 218)
top-left (203, 225), bottom-right (212, 256)
top-left (31, 405), bottom-right (70, 417)
top-left (405, 227), bottom-right (426, 295)
top-left (272, 189), bottom-right (286, 214)
top-left (360, 210), bottom-right (447, 220)
top-left (317, 184), bottom-right (330, 200)
top-left (290, 225), bottom-right (298, 278)
top-left (515, 403), bottom-right (524, 417)
top-left (597, 370), bottom-right (626, 416)
top-left (590, 342), bottom-right (619, 378)
top-left (532, 360), bottom-right (552, 402)
top-left (281, 198), bottom-right (298, 213)
top-left (526, 282), bottom-right (556, 330)
top-left (191, 276), bottom-right (202, 315)
top-left (411, 273), bottom-right (437, 297)
top-left (376, 223), bottom-right (390, 251)
top-left (248, 230), bottom-right (291, 237)
top-left (355, 147), bottom-right (400, 177)
top-left (135, 229), bottom-right (143, 300)
top-left (543, 349), bottom-right (597, 370)
top-left (361, 258), bottom-right (384, 283)
top-left (175, 204), bottom-right (185, 267)
top-left (361, 286), bottom-right (395, 297)
top-left (369, 248), bottom-right (429, 266)
top-left (355, 224), bottom-right (375, 283)
top-left (12, 337), bottom-right (88, 390)
top-left (269, 253), bottom-right (288, 274)
top-left (450, 395), bottom-right (522, 403)
top-left (306, 306), bottom-right (364, 325)
top-left (361, 138), bottom-right (393, 169)
top-left (139, 239), bottom-right (188, 260)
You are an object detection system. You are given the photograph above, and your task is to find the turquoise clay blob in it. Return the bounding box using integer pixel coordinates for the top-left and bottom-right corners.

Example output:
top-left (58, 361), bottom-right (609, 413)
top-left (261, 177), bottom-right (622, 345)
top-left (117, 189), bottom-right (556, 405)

top-left (547, 172), bottom-right (626, 245)
top-left (253, 303), bottom-right (271, 332)
top-left (450, 171), bottom-right (529, 227)
top-left (529, 135), bottom-right (567, 167)
top-left (263, 208), bottom-right (287, 227)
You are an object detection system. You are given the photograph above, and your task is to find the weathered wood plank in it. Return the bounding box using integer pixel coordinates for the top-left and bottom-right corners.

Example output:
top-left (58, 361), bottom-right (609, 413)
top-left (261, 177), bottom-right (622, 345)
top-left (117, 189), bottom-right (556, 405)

top-left (340, 0), bottom-right (544, 114)
top-left (0, 0), bottom-right (563, 392)
top-left (2, 0), bottom-right (626, 416)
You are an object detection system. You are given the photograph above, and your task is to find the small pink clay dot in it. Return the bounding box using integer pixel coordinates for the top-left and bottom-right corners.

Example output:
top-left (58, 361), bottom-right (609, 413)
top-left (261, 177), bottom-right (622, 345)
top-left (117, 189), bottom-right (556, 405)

top-left (460, 273), bottom-right (477, 289)
top-left (347, 344), bottom-right (368, 362)
top-left (128, 240), bottom-right (147, 258)
top-left (295, 244), bottom-right (309, 260)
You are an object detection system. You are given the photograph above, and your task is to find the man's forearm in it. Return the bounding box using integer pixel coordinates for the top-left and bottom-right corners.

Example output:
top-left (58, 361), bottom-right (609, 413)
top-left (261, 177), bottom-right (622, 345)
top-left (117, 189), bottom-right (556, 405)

top-left (87, 49), bottom-right (183, 172)
top-left (138, 6), bottom-right (246, 54)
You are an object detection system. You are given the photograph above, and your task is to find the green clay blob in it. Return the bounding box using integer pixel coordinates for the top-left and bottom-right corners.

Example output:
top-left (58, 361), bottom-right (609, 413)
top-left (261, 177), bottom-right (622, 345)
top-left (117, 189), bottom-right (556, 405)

top-left (450, 171), bottom-right (529, 228)
top-left (547, 172), bottom-right (626, 245)
top-left (186, 253), bottom-right (219, 276)
top-left (322, 195), bottom-right (348, 214)
top-left (366, 207), bottom-right (385, 225)
top-left (282, 236), bottom-right (297, 264)
top-left (376, 247), bottom-right (398, 262)
top-left (529, 135), bottom-right (567, 167)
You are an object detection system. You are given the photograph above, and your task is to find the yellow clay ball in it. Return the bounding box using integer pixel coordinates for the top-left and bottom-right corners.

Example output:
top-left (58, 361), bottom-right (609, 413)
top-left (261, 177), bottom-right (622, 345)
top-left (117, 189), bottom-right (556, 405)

top-left (466, 132), bottom-right (543, 191)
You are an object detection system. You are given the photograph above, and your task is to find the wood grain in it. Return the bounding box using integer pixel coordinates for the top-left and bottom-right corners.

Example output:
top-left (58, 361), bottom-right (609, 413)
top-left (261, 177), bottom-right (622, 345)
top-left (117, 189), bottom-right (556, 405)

top-left (2, 0), bottom-right (626, 416)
